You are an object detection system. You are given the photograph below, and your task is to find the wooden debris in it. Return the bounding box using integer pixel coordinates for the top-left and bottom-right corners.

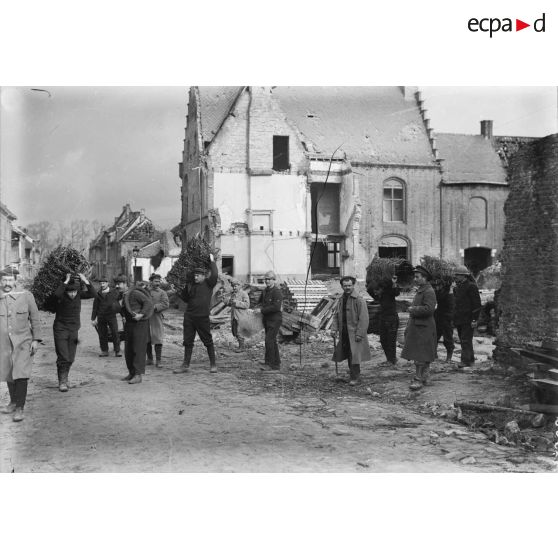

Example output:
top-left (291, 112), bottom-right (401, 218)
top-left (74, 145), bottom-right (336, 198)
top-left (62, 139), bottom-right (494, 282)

top-left (455, 401), bottom-right (539, 415)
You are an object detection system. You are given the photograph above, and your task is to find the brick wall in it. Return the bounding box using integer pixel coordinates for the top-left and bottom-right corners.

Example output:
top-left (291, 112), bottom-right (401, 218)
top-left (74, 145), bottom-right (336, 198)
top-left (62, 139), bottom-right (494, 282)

top-left (496, 134), bottom-right (558, 350)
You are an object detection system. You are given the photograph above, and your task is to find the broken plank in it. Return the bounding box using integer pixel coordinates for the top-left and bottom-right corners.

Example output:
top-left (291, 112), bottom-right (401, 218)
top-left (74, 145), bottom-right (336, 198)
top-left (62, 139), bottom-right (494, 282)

top-left (454, 401), bottom-right (539, 415)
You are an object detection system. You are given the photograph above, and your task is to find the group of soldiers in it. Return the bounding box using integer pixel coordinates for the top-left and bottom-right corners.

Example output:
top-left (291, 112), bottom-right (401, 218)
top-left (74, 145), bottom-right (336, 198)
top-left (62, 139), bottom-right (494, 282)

top-left (364, 264), bottom-right (482, 390)
top-left (1, 259), bottom-right (481, 422)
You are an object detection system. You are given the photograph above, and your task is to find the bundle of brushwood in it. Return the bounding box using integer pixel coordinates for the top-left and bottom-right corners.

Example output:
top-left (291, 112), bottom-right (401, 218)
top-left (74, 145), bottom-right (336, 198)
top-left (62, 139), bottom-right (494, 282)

top-left (365, 256), bottom-right (414, 292)
top-left (166, 235), bottom-right (219, 292)
top-left (31, 245), bottom-right (90, 312)
top-left (419, 255), bottom-right (456, 286)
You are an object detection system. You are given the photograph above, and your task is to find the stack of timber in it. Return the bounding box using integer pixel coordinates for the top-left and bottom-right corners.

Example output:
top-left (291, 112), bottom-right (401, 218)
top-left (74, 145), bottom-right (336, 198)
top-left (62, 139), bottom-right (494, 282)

top-left (283, 279), bottom-right (328, 314)
top-left (280, 294), bottom-right (338, 336)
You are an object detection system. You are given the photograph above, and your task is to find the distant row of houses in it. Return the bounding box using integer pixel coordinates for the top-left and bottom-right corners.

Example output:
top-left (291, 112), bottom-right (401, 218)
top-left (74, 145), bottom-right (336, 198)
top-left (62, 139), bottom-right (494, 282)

top-left (88, 204), bottom-right (181, 283)
top-left (0, 202), bottom-right (40, 279)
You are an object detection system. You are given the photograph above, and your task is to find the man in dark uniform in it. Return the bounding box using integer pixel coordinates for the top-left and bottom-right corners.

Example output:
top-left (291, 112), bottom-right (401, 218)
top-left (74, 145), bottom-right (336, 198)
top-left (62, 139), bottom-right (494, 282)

top-left (114, 276), bottom-right (154, 384)
top-left (175, 253), bottom-right (218, 374)
top-left (453, 265), bottom-right (482, 370)
top-left (369, 276), bottom-right (400, 366)
top-left (53, 272), bottom-right (96, 392)
top-left (433, 279), bottom-right (455, 362)
top-left (260, 270), bottom-right (283, 371)
top-left (91, 276), bottom-right (121, 357)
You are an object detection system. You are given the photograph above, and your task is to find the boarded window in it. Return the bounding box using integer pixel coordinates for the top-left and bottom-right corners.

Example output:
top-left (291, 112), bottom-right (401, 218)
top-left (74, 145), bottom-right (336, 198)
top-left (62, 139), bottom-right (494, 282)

top-left (273, 136), bottom-right (289, 171)
top-left (383, 179), bottom-right (405, 222)
top-left (469, 197), bottom-right (487, 229)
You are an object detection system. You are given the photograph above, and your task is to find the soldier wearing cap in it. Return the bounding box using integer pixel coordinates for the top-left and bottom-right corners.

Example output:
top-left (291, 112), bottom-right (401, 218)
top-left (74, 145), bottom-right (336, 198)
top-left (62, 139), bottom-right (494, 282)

top-left (331, 275), bottom-right (372, 385)
top-left (226, 277), bottom-right (250, 352)
top-left (91, 276), bottom-right (122, 357)
top-left (146, 273), bottom-right (169, 367)
top-left (52, 272), bottom-right (96, 392)
top-left (176, 254), bottom-right (218, 373)
top-left (0, 267), bottom-right (41, 422)
top-left (260, 271), bottom-right (283, 371)
top-left (453, 265), bottom-right (482, 369)
top-left (401, 265), bottom-right (438, 390)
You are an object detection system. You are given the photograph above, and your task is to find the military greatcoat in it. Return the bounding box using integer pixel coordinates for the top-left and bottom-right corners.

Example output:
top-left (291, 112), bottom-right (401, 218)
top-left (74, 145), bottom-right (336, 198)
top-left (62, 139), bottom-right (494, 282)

top-left (0, 290), bottom-right (42, 382)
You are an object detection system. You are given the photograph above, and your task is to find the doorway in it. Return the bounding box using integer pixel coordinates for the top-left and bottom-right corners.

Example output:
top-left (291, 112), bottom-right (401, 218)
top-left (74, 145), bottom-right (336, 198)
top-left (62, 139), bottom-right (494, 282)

top-left (133, 266), bottom-right (143, 283)
top-left (222, 256), bottom-right (234, 276)
top-left (464, 247), bottom-right (492, 277)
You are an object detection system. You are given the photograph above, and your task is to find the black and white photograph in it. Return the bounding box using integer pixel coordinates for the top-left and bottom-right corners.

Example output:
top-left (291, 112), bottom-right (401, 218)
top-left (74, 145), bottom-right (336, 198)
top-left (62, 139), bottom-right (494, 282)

top-left (2, 84), bottom-right (557, 473)
top-left (1, 1), bottom-right (557, 557)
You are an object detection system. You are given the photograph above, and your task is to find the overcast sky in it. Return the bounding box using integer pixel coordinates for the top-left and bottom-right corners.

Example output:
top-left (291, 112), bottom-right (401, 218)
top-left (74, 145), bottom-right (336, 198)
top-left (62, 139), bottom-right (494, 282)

top-left (1, 86), bottom-right (556, 230)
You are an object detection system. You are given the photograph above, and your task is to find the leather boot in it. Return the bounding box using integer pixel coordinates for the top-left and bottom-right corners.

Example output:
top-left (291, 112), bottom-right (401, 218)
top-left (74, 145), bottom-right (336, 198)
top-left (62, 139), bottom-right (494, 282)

top-left (155, 344), bottom-right (162, 368)
top-left (59, 369), bottom-right (69, 392)
top-left (207, 344), bottom-right (217, 373)
top-left (445, 350), bottom-right (453, 363)
top-left (409, 364), bottom-right (423, 390)
top-left (422, 363), bottom-right (431, 386)
top-left (146, 343), bottom-right (154, 365)
top-left (174, 346), bottom-right (192, 374)
top-left (235, 337), bottom-right (245, 353)
top-left (349, 364), bottom-right (361, 386)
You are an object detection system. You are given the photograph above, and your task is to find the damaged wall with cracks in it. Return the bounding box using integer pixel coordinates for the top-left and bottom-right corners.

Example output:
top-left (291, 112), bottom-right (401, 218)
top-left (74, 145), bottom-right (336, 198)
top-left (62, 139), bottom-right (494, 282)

top-left (496, 134), bottom-right (558, 350)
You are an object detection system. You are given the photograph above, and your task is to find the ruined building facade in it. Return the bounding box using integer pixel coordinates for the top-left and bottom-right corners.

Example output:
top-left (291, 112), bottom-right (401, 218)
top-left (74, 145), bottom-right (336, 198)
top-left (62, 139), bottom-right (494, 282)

top-left (177, 86), bottom-right (525, 282)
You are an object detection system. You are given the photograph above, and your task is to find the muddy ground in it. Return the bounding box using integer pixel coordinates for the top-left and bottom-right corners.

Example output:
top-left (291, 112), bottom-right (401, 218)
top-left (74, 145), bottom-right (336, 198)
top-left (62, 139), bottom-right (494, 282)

top-left (1, 300), bottom-right (556, 472)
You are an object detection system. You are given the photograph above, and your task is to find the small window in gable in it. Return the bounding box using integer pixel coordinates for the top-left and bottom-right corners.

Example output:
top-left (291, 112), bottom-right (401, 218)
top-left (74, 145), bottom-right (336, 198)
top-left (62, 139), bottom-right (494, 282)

top-left (273, 136), bottom-right (289, 171)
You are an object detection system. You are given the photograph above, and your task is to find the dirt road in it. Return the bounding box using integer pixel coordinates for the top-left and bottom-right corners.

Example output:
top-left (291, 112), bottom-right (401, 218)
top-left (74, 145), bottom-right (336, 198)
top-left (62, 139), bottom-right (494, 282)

top-left (1, 300), bottom-right (555, 472)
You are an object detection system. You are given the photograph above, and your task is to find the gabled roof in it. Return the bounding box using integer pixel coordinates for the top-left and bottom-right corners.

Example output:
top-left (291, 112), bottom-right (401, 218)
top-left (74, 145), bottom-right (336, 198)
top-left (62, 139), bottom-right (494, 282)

top-left (12, 225), bottom-right (36, 244)
top-left (0, 202), bottom-right (17, 220)
top-left (195, 86), bottom-right (437, 166)
top-left (271, 86), bottom-right (437, 165)
top-left (137, 231), bottom-right (181, 259)
top-left (138, 240), bottom-right (161, 258)
top-left (436, 133), bottom-right (508, 184)
top-left (198, 86), bottom-right (243, 143)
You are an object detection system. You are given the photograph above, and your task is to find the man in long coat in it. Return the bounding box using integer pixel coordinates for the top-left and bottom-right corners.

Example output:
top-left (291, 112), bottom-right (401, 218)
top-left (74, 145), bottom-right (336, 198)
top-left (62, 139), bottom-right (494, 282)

top-left (331, 276), bottom-right (372, 386)
top-left (401, 265), bottom-right (438, 390)
top-left (146, 273), bottom-right (169, 368)
top-left (0, 267), bottom-right (41, 422)
top-left (453, 265), bottom-right (482, 369)
top-left (114, 276), bottom-right (154, 384)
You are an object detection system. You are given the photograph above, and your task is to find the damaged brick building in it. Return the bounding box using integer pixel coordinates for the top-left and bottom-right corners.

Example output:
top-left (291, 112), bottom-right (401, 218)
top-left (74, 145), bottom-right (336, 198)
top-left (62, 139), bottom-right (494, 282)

top-left (177, 86), bottom-right (537, 282)
top-left (496, 134), bottom-right (558, 351)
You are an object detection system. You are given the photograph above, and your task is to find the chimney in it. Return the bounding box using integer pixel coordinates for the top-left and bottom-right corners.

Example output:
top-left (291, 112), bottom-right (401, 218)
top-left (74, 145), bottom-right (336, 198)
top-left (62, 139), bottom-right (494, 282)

top-left (140, 208), bottom-right (145, 217)
top-left (480, 120), bottom-right (493, 139)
